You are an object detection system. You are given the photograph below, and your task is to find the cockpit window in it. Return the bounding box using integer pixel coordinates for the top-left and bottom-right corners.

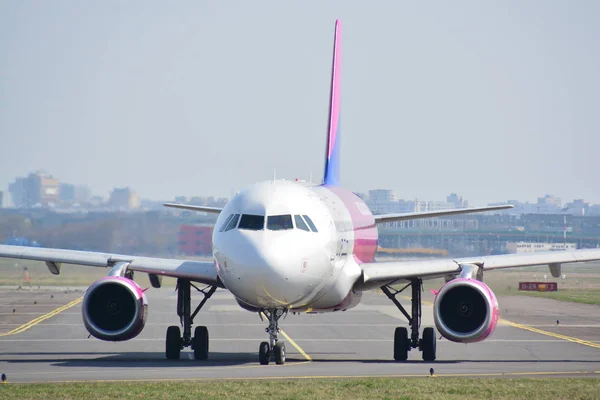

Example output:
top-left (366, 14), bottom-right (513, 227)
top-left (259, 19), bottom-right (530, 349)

top-left (302, 215), bottom-right (318, 232)
top-left (219, 214), bottom-right (234, 232)
top-left (294, 215), bottom-right (310, 231)
top-left (238, 214), bottom-right (265, 230)
top-left (224, 214), bottom-right (240, 231)
top-left (267, 215), bottom-right (293, 231)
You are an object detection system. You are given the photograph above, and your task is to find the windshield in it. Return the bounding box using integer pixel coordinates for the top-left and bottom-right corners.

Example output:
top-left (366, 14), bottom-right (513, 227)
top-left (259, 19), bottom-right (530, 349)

top-left (267, 215), bottom-right (293, 231)
top-left (238, 214), bottom-right (265, 230)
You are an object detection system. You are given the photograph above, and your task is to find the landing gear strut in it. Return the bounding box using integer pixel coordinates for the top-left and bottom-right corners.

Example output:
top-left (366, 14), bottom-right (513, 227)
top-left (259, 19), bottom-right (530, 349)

top-left (258, 309), bottom-right (286, 365)
top-left (381, 279), bottom-right (436, 362)
top-left (165, 279), bottom-right (217, 360)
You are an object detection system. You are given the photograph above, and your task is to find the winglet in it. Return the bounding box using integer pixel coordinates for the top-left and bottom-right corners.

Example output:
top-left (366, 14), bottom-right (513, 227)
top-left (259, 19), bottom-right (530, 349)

top-left (323, 20), bottom-right (342, 186)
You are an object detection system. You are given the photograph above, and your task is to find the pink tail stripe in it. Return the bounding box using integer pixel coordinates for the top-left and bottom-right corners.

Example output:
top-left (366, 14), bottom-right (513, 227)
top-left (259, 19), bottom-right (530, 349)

top-left (327, 20), bottom-right (341, 158)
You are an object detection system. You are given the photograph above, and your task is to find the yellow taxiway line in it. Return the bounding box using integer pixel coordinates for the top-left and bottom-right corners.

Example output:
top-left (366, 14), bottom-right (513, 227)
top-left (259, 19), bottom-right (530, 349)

top-left (502, 320), bottom-right (600, 350)
top-left (0, 297), bottom-right (83, 337)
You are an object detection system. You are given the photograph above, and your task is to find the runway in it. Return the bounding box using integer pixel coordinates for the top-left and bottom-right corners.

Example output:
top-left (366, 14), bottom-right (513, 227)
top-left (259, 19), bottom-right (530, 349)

top-left (1, 287), bottom-right (599, 383)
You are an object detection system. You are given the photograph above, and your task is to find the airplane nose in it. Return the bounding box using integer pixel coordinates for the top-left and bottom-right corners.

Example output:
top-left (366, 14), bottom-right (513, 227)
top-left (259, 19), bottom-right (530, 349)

top-left (216, 231), bottom-right (314, 308)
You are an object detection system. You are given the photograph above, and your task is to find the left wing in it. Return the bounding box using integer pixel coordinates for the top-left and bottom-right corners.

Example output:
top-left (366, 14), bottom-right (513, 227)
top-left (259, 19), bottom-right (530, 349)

top-left (355, 248), bottom-right (600, 290)
top-left (374, 205), bottom-right (513, 224)
top-left (0, 245), bottom-right (221, 286)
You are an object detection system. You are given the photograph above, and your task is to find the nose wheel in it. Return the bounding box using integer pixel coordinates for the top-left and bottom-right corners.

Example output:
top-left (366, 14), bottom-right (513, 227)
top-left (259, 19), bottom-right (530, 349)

top-left (383, 279), bottom-right (437, 362)
top-left (258, 309), bottom-right (287, 365)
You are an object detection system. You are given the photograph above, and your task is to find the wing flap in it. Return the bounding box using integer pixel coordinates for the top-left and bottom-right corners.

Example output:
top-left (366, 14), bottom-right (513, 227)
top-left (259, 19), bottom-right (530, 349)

top-left (0, 245), bottom-right (220, 286)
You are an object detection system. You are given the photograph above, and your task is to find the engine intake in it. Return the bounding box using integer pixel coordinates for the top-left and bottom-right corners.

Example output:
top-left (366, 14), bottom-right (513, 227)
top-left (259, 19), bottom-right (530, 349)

top-left (433, 278), bottom-right (498, 343)
top-left (82, 276), bottom-right (147, 341)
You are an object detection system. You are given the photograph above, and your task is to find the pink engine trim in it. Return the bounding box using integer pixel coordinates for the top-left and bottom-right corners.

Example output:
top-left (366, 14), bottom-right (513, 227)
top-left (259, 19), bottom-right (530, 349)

top-left (434, 278), bottom-right (499, 343)
top-left (82, 276), bottom-right (148, 341)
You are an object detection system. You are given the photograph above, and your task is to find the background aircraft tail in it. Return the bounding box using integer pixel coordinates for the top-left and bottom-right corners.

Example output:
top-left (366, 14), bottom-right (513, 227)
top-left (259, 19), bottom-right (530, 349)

top-left (322, 20), bottom-right (342, 186)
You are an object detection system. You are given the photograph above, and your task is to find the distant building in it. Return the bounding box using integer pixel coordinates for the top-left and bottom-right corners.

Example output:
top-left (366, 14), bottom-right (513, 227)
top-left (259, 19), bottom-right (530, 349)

top-left (179, 225), bottom-right (213, 256)
top-left (108, 187), bottom-right (140, 209)
top-left (446, 193), bottom-right (468, 208)
top-left (60, 183), bottom-right (76, 202)
top-left (565, 199), bottom-right (588, 216)
top-left (8, 171), bottom-right (60, 208)
top-left (74, 185), bottom-right (92, 203)
top-left (535, 194), bottom-right (562, 214)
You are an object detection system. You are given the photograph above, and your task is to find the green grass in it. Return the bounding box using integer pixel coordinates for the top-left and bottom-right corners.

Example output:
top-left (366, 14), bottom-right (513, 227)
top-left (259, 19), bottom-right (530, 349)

top-left (519, 289), bottom-right (600, 305)
top-left (1, 378), bottom-right (599, 400)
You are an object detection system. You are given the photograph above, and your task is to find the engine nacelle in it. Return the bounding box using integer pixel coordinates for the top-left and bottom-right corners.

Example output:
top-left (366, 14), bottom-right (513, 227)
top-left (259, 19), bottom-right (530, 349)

top-left (433, 278), bottom-right (499, 343)
top-left (82, 276), bottom-right (148, 341)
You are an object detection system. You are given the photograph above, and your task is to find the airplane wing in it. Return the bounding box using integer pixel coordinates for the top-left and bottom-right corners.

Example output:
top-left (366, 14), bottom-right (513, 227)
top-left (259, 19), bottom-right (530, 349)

top-left (163, 203), bottom-right (222, 214)
top-left (373, 205), bottom-right (513, 224)
top-left (0, 245), bottom-right (220, 286)
top-left (355, 248), bottom-right (600, 290)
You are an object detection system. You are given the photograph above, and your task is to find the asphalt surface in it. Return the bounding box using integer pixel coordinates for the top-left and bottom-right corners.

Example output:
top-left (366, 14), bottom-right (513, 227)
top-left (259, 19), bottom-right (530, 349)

top-left (0, 286), bottom-right (599, 383)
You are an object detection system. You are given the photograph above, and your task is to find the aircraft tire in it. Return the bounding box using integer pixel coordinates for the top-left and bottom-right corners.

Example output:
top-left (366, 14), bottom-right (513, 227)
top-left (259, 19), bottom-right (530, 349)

top-left (166, 325), bottom-right (181, 360)
top-left (421, 327), bottom-right (436, 362)
top-left (193, 326), bottom-right (209, 360)
top-left (394, 327), bottom-right (409, 361)
top-left (274, 341), bottom-right (286, 365)
top-left (259, 341), bottom-right (270, 365)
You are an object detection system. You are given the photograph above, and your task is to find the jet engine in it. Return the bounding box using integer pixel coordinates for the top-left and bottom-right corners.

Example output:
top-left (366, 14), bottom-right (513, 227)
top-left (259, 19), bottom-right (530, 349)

top-left (82, 276), bottom-right (148, 341)
top-left (433, 278), bottom-right (498, 343)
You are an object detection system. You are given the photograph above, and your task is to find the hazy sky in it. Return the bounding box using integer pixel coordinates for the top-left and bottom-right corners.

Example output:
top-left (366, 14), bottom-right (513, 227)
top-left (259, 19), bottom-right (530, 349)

top-left (1, 1), bottom-right (599, 206)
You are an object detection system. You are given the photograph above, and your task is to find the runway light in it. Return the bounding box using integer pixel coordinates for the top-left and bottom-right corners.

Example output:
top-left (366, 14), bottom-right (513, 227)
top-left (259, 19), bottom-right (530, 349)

top-left (12, 309), bottom-right (15, 313)
top-left (51, 295), bottom-right (54, 299)
top-left (556, 320), bottom-right (560, 326)
top-left (1, 373), bottom-right (6, 383)
top-left (429, 368), bottom-right (434, 376)
top-left (34, 301), bottom-right (37, 305)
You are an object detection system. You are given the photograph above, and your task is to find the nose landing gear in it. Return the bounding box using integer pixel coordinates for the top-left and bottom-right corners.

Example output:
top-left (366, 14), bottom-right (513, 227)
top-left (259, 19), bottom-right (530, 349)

top-left (258, 308), bottom-right (287, 365)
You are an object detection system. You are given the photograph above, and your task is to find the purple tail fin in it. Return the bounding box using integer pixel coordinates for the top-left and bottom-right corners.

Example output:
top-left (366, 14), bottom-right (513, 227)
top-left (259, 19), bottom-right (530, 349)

top-left (322, 20), bottom-right (341, 186)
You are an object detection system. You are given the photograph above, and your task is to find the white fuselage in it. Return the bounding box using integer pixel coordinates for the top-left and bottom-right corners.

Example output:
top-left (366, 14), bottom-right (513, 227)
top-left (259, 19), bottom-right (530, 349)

top-left (212, 180), bottom-right (378, 312)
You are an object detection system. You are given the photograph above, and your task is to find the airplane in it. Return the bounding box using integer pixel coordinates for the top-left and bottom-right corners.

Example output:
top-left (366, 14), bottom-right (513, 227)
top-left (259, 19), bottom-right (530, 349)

top-left (3, 19), bottom-right (600, 366)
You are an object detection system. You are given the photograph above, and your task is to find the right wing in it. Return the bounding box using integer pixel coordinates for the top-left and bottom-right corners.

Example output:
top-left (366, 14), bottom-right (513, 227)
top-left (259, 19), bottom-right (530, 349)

top-left (0, 245), bottom-right (221, 286)
top-left (163, 203), bottom-right (223, 214)
top-left (373, 205), bottom-right (513, 224)
top-left (355, 248), bottom-right (600, 290)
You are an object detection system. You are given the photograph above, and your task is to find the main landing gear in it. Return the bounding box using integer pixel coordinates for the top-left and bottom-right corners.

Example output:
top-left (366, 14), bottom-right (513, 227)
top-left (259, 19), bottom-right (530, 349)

top-left (166, 279), bottom-right (217, 360)
top-left (381, 279), bottom-right (436, 362)
top-left (258, 309), bottom-right (287, 365)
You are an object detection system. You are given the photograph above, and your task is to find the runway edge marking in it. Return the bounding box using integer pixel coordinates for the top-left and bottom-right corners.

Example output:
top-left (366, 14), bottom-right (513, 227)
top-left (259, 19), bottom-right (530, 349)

top-left (0, 297), bottom-right (83, 337)
top-left (260, 312), bottom-right (312, 361)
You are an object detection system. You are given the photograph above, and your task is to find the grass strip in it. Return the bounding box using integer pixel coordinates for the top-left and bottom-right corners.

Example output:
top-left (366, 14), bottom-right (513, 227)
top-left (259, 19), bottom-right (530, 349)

top-left (1, 378), bottom-right (599, 400)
